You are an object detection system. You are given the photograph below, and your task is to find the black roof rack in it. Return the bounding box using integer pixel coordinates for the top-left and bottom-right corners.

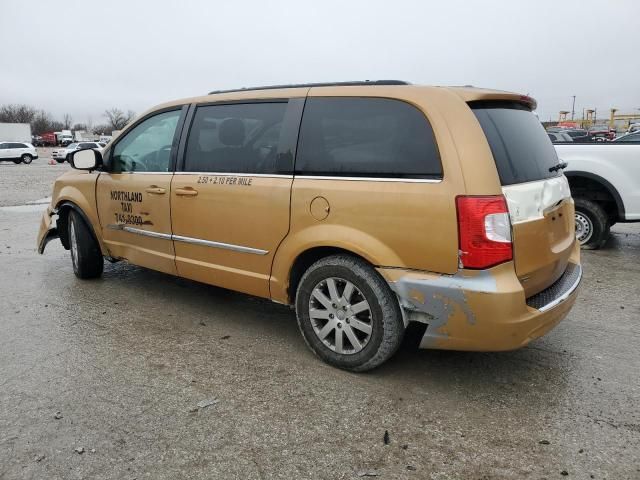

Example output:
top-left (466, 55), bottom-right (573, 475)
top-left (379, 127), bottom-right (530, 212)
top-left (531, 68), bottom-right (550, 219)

top-left (208, 80), bottom-right (410, 95)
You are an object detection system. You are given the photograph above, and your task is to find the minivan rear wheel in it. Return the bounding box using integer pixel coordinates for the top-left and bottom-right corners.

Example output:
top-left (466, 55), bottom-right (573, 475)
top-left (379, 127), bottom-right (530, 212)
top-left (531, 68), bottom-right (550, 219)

top-left (295, 254), bottom-right (404, 372)
top-left (574, 197), bottom-right (609, 250)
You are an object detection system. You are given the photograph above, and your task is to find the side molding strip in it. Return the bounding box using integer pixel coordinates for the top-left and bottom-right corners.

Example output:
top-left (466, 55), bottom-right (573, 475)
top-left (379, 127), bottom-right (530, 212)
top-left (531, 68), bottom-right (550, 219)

top-left (106, 224), bottom-right (268, 255)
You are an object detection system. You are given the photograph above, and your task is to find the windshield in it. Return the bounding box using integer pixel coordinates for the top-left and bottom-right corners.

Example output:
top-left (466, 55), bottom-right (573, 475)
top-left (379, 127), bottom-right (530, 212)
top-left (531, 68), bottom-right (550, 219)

top-left (67, 143), bottom-right (78, 149)
top-left (472, 101), bottom-right (561, 186)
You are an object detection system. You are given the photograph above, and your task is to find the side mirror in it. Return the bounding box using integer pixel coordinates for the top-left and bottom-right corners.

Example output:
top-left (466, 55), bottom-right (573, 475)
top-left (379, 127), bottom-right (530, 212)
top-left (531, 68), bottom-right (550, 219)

top-left (70, 148), bottom-right (102, 171)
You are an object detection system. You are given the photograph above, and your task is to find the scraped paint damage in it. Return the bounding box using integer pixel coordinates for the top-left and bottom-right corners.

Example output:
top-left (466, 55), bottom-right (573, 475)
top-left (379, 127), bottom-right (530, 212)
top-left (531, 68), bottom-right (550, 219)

top-left (389, 270), bottom-right (498, 347)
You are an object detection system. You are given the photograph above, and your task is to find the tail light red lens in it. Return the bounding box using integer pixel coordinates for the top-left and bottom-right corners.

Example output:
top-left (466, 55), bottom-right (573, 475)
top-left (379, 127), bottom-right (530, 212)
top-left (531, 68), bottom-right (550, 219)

top-left (456, 196), bottom-right (513, 269)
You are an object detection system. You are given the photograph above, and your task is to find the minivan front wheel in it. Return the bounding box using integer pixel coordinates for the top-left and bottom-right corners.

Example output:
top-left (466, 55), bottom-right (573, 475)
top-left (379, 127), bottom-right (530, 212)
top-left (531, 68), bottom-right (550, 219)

top-left (68, 210), bottom-right (104, 279)
top-left (295, 255), bottom-right (404, 372)
top-left (574, 197), bottom-right (609, 250)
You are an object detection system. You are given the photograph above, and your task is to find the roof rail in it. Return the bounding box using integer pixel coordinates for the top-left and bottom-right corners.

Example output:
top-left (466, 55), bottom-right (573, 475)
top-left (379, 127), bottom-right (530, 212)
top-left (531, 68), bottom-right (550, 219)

top-left (207, 80), bottom-right (410, 95)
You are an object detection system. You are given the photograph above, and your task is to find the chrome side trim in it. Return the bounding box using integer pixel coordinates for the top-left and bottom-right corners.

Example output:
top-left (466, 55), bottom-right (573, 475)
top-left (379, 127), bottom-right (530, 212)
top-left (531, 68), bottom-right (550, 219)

top-left (172, 235), bottom-right (268, 255)
top-left (106, 224), bottom-right (268, 255)
top-left (107, 171), bottom-right (174, 175)
top-left (107, 224), bottom-right (172, 240)
top-left (537, 265), bottom-right (582, 313)
top-left (294, 175), bottom-right (442, 183)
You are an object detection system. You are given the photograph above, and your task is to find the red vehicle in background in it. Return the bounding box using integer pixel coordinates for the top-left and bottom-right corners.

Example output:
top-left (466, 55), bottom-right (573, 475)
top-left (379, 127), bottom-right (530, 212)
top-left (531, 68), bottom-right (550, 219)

top-left (588, 125), bottom-right (616, 141)
top-left (39, 132), bottom-right (57, 146)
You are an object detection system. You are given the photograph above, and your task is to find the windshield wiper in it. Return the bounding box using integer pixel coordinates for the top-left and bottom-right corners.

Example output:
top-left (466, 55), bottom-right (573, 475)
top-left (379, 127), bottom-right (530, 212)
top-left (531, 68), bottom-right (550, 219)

top-left (549, 161), bottom-right (568, 173)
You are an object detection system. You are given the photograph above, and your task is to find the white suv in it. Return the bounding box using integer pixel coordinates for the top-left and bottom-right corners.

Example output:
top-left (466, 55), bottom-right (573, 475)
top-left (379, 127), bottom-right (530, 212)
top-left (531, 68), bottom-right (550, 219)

top-left (0, 142), bottom-right (38, 164)
top-left (52, 142), bottom-right (103, 163)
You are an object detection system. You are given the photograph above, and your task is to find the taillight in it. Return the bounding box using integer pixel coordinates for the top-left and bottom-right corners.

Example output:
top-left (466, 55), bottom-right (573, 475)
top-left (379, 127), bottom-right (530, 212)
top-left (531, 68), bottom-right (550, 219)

top-left (456, 195), bottom-right (512, 269)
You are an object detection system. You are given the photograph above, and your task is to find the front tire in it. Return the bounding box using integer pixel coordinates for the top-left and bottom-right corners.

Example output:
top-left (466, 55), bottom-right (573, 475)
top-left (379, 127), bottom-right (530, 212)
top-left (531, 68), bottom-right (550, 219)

top-left (574, 197), bottom-right (610, 250)
top-left (295, 255), bottom-right (404, 372)
top-left (21, 154), bottom-right (33, 164)
top-left (68, 210), bottom-right (104, 279)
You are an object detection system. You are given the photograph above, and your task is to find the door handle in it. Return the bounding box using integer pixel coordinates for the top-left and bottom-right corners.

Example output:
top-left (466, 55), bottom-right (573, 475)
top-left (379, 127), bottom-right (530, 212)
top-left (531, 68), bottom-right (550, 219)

top-left (145, 186), bottom-right (166, 194)
top-left (175, 187), bottom-right (198, 197)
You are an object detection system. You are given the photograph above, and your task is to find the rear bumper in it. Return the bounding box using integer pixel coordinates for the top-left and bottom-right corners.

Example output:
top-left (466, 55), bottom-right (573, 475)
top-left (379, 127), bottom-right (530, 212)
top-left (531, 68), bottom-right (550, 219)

top-left (378, 244), bottom-right (581, 351)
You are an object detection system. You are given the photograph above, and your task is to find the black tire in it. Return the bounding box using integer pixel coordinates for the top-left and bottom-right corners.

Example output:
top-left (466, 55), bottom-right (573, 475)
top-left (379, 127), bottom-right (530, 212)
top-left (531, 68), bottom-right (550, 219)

top-left (574, 197), bottom-right (610, 250)
top-left (12, 159), bottom-right (21, 164)
top-left (56, 158), bottom-right (65, 164)
top-left (295, 254), bottom-right (404, 372)
top-left (68, 210), bottom-right (103, 279)
top-left (21, 154), bottom-right (33, 164)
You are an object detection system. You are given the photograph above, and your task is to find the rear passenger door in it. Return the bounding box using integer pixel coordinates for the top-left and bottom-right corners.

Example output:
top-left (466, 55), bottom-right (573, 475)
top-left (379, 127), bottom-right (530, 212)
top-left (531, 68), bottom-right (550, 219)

top-left (171, 100), bottom-right (303, 298)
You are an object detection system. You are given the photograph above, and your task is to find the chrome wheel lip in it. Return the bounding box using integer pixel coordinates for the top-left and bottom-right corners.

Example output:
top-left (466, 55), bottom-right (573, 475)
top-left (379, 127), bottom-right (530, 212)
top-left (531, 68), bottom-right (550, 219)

top-left (70, 219), bottom-right (79, 268)
top-left (308, 277), bottom-right (373, 355)
top-left (575, 212), bottom-right (593, 244)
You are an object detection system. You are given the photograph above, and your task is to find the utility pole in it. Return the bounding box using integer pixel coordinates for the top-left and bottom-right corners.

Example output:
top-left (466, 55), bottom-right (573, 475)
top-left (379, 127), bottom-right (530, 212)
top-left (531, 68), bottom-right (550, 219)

top-left (571, 95), bottom-right (576, 120)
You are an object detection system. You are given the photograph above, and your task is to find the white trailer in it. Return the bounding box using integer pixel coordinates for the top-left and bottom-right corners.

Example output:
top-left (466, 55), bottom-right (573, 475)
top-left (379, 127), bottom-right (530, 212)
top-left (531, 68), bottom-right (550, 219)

top-left (0, 123), bottom-right (32, 143)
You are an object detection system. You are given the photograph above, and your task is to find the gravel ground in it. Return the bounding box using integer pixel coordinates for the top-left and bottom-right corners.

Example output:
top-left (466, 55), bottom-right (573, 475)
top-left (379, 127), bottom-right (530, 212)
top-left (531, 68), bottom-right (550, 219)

top-left (0, 148), bottom-right (70, 207)
top-left (0, 166), bottom-right (638, 479)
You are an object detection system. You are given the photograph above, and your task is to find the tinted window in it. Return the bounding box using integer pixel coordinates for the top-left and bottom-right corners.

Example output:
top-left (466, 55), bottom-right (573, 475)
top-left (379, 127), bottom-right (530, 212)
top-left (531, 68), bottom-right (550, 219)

top-left (616, 133), bottom-right (640, 142)
top-left (547, 133), bottom-right (556, 142)
top-left (112, 110), bottom-right (181, 173)
top-left (472, 102), bottom-right (560, 186)
top-left (185, 102), bottom-right (287, 173)
top-left (79, 143), bottom-right (95, 148)
top-left (10, 143), bottom-right (26, 148)
top-left (296, 98), bottom-right (442, 178)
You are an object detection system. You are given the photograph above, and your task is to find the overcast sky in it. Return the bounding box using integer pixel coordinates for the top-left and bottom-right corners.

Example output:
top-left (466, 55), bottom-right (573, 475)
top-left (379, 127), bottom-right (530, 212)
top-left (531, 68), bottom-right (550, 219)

top-left (1, 0), bottom-right (638, 125)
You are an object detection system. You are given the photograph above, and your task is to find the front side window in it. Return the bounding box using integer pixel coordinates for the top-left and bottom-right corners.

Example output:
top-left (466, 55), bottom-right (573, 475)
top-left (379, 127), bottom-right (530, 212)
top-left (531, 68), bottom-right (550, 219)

top-left (184, 102), bottom-right (287, 173)
top-left (296, 97), bottom-right (442, 178)
top-left (111, 110), bottom-right (181, 173)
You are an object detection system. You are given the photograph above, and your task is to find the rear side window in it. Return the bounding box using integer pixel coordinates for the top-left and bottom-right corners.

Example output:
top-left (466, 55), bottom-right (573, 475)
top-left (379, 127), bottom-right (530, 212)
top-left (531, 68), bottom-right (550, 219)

top-left (296, 98), bottom-right (442, 178)
top-left (472, 102), bottom-right (561, 186)
top-left (184, 102), bottom-right (287, 174)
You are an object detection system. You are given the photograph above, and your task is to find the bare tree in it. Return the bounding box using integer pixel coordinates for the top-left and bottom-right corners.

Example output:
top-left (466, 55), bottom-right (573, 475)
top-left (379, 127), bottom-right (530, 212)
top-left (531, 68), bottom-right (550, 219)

top-left (63, 114), bottom-right (73, 129)
top-left (0, 104), bottom-right (36, 123)
top-left (92, 124), bottom-right (112, 135)
top-left (104, 108), bottom-right (135, 130)
top-left (72, 123), bottom-right (87, 131)
top-left (31, 110), bottom-right (62, 134)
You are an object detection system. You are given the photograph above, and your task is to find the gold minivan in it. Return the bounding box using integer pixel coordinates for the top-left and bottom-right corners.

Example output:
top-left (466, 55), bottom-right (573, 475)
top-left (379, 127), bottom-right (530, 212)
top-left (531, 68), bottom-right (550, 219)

top-left (38, 81), bottom-right (581, 371)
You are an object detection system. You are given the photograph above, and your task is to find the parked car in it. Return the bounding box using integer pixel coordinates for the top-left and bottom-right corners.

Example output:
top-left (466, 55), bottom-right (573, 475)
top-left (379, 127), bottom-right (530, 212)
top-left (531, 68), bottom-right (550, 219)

top-left (612, 131), bottom-right (640, 142)
top-left (39, 81), bottom-right (582, 371)
top-left (564, 129), bottom-right (591, 142)
top-left (52, 142), bottom-right (103, 163)
top-left (588, 125), bottom-right (615, 141)
top-left (0, 141), bottom-right (38, 164)
top-left (548, 132), bottom-right (574, 142)
top-left (555, 142), bottom-right (640, 248)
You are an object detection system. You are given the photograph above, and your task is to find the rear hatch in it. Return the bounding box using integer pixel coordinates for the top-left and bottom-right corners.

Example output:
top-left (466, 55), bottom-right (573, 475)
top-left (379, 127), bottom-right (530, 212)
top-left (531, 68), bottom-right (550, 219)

top-left (471, 101), bottom-right (575, 297)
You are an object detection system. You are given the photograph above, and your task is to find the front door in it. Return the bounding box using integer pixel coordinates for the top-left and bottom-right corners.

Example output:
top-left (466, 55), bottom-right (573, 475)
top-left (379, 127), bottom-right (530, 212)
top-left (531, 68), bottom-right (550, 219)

top-left (171, 100), bottom-right (300, 298)
top-left (96, 108), bottom-right (185, 275)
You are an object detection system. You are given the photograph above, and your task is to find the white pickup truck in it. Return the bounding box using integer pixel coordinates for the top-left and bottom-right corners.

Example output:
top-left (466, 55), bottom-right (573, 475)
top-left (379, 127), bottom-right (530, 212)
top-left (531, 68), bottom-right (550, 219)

top-left (555, 142), bottom-right (640, 248)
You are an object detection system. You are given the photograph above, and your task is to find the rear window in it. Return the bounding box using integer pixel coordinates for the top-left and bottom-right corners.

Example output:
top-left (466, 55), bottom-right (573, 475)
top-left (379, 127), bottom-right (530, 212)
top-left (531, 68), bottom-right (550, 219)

top-left (471, 102), bottom-right (561, 186)
top-left (296, 98), bottom-right (442, 179)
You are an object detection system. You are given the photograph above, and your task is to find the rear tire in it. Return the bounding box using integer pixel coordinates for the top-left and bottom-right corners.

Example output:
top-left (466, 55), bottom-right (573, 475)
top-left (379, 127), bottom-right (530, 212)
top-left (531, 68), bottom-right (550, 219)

top-left (21, 154), bottom-right (32, 164)
top-left (574, 197), bottom-right (609, 250)
top-left (295, 254), bottom-right (404, 372)
top-left (68, 210), bottom-right (104, 279)
top-left (12, 159), bottom-right (21, 164)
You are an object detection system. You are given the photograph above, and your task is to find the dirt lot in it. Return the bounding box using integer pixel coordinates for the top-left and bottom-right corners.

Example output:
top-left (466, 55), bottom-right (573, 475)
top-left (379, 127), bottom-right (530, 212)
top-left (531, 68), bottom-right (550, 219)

top-left (0, 162), bottom-right (638, 479)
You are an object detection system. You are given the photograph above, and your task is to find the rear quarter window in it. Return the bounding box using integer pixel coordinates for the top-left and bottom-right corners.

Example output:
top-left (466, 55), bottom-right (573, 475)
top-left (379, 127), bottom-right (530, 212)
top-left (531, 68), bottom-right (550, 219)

top-left (471, 101), bottom-right (561, 186)
top-left (296, 97), bottom-right (442, 179)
